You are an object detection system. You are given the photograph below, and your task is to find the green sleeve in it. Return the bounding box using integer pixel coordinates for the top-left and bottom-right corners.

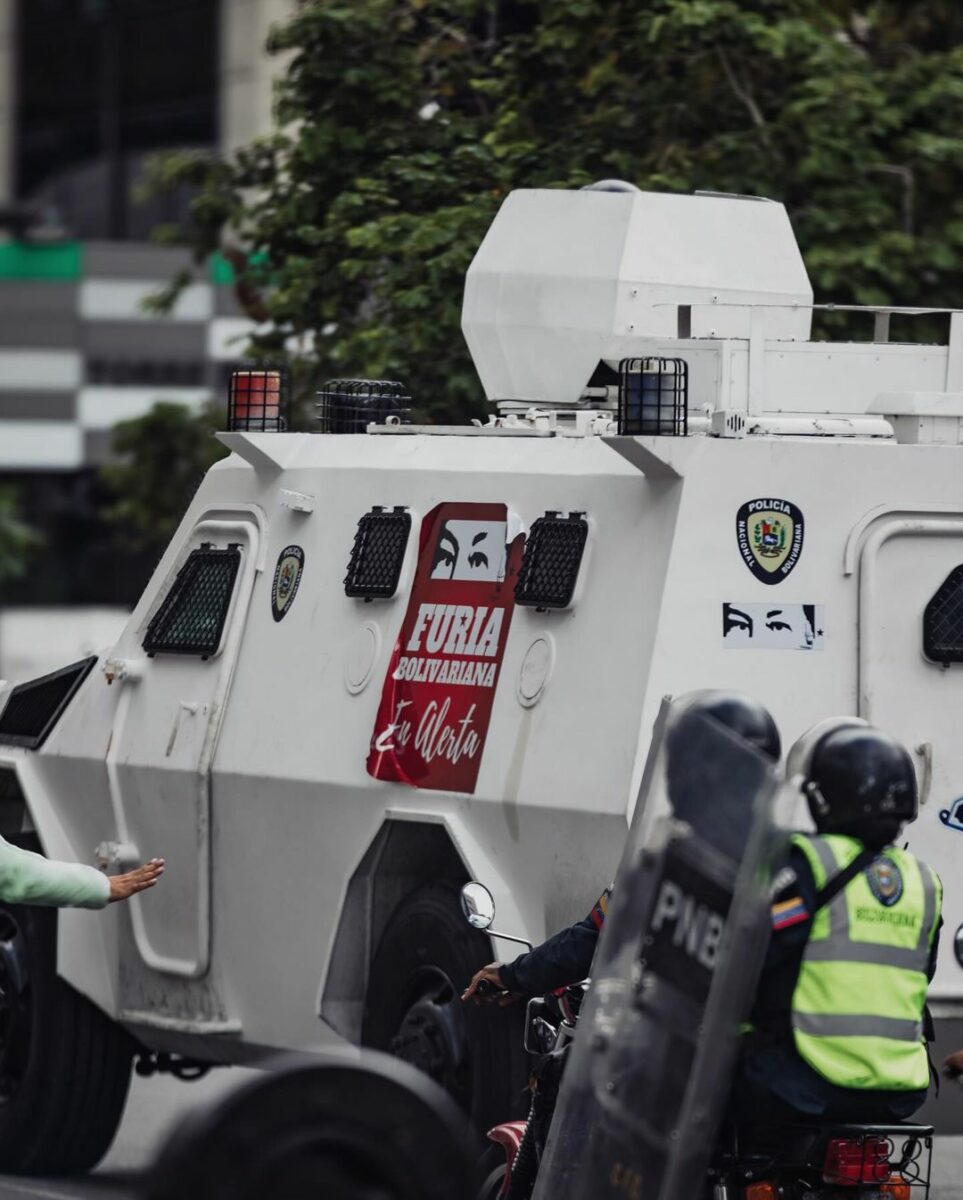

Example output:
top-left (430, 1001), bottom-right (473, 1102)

top-left (0, 837), bottom-right (110, 909)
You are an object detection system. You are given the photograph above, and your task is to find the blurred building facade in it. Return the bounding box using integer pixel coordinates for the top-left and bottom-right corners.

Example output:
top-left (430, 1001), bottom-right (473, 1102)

top-left (0, 0), bottom-right (293, 674)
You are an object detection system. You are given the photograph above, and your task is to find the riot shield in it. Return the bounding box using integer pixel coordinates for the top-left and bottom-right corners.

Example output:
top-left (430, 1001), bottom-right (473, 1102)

top-left (533, 699), bottom-right (788, 1200)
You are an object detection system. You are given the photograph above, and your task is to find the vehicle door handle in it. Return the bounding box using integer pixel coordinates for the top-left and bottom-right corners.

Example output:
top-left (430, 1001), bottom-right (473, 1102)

top-left (165, 701), bottom-right (200, 757)
top-left (95, 841), bottom-right (140, 870)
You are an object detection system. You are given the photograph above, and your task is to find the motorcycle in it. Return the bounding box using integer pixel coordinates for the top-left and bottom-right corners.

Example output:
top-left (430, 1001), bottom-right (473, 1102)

top-left (459, 881), bottom-right (585, 1200)
top-left (476, 982), bottom-right (585, 1200)
top-left (459, 881), bottom-right (934, 1200)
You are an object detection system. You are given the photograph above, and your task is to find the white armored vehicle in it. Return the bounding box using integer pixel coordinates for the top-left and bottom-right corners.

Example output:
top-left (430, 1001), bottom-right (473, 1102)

top-left (2, 182), bottom-right (963, 1169)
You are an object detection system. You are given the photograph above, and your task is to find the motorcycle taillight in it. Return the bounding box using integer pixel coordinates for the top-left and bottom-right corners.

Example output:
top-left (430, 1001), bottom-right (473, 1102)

top-left (823, 1137), bottom-right (891, 1185)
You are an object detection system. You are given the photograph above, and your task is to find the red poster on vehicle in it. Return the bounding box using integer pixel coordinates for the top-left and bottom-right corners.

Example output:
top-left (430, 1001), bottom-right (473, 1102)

top-left (367, 501), bottom-right (525, 793)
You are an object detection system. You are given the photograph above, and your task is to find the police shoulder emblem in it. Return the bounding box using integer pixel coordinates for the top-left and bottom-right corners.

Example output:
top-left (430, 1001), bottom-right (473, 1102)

top-left (736, 498), bottom-right (804, 585)
top-left (866, 857), bottom-right (903, 907)
top-left (271, 545), bottom-right (305, 622)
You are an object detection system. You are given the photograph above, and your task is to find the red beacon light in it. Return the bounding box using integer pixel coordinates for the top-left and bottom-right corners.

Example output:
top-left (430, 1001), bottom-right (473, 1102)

top-left (227, 368), bottom-right (288, 432)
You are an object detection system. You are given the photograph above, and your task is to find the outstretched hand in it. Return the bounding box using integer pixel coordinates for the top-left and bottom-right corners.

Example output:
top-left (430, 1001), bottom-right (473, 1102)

top-left (109, 858), bottom-right (165, 903)
top-left (461, 963), bottom-right (521, 1006)
top-left (943, 1050), bottom-right (963, 1082)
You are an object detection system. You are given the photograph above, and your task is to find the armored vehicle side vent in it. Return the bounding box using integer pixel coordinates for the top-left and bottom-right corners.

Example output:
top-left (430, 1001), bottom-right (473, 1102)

top-left (617, 357), bottom-right (688, 436)
top-left (0, 656), bottom-right (97, 749)
top-left (227, 368), bottom-right (289, 432)
top-left (923, 565), bottom-right (963, 664)
top-left (143, 546), bottom-right (242, 658)
top-left (515, 512), bottom-right (588, 610)
top-left (344, 507), bottom-right (411, 600)
top-left (316, 379), bottom-right (411, 433)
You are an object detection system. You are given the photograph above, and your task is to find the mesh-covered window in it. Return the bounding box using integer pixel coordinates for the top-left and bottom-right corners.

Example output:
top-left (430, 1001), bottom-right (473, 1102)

top-left (924, 566), bottom-right (963, 664)
top-left (344, 508), bottom-right (411, 599)
top-left (0, 657), bottom-right (97, 749)
top-left (515, 513), bottom-right (588, 610)
top-left (143, 546), bottom-right (241, 657)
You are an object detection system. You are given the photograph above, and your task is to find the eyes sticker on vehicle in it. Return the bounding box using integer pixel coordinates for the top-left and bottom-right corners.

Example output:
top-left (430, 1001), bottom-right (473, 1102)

top-left (429, 520), bottom-right (507, 582)
top-left (722, 602), bottom-right (824, 650)
top-left (736, 498), bottom-right (804, 585)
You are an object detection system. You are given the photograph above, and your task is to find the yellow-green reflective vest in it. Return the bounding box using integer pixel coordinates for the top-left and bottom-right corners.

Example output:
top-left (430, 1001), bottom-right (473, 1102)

top-left (790, 834), bottom-right (942, 1092)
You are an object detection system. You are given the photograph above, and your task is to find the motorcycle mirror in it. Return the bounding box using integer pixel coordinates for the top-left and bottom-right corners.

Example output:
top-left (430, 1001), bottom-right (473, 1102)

top-left (459, 881), bottom-right (496, 931)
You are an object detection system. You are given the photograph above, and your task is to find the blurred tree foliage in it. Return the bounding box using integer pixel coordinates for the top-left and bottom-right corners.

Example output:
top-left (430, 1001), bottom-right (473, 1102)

top-left (100, 403), bottom-right (228, 561)
top-left (146, 0), bottom-right (963, 422)
top-left (0, 486), bottom-right (41, 594)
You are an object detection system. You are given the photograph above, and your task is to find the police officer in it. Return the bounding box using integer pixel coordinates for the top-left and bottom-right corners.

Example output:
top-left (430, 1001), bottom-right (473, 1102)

top-left (740, 718), bottom-right (941, 1122)
top-left (465, 702), bottom-right (941, 1129)
top-left (462, 691), bottom-right (782, 1002)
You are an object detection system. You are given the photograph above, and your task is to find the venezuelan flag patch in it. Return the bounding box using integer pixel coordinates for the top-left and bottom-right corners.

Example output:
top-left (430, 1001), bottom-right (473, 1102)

top-left (590, 888), bottom-right (611, 930)
top-left (771, 896), bottom-right (809, 930)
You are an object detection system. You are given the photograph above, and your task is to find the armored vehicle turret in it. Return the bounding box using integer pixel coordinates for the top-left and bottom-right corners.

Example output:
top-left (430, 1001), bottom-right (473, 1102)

top-left (2, 183), bottom-right (963, 1169)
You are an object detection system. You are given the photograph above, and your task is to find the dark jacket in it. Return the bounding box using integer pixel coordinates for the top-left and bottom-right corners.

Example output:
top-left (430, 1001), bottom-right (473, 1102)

top-left (499, 888), bottom-right (609, 995)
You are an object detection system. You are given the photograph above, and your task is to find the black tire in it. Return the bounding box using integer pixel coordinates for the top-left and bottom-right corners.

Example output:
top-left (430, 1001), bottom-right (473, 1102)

top-left (145, 1050), bottom-right (477, 1200)
top-left (0, 898), bottom-right (133, 1174)
top-left (362, 881), bottom-right (527, 1135)
top-left (476, 1142), bottom-right (508, 1200)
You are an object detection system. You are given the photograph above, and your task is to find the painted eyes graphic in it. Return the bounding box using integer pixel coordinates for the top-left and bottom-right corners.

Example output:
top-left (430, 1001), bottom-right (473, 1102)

top-left (432, 525), bottom-right (492, 580)
top-left (467, 533), bottom-right (490, 570)
top-left (432, 529), bottom-right (459, 575)
top-left (724, 606), bottom-right (793, 636)
top-left (722, 602), bottom-right (824, 651)
top-left (429, 518), bottom-right (509, 583)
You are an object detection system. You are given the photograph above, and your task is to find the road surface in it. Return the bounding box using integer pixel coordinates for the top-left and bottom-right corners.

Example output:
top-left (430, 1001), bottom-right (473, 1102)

top-left (0, 1070), bottom-right (959, 1198)
top-left (0, 1066), bottom-right (255, 1199)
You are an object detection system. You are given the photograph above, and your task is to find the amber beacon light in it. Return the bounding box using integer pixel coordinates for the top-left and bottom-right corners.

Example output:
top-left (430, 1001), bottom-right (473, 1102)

top-left (227, 368), bottom-right (289, 432)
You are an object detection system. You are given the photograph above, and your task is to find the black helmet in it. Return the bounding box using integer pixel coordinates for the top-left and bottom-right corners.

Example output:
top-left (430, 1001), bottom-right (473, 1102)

top-left (664, 691), bottom-right (780, 842)
top-left (673, 690), bottom-right (781, 761)
top-left (789, 720), bottom-right (917, 847)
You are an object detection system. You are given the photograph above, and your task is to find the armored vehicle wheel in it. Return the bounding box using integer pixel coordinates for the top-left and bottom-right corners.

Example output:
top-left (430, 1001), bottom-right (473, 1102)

top-left (362, 881), bottom-right (526, 1134)
top-left (0, 899), bottom-right (133, 1174)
